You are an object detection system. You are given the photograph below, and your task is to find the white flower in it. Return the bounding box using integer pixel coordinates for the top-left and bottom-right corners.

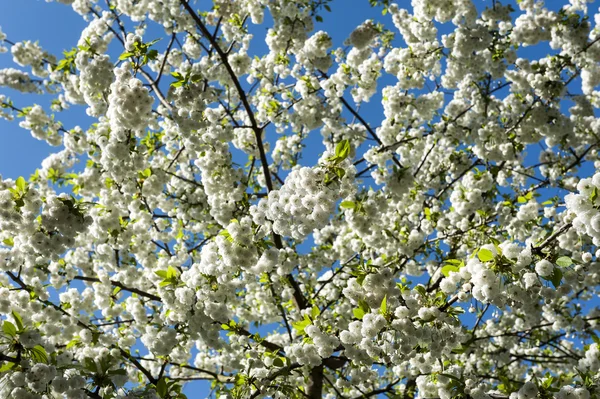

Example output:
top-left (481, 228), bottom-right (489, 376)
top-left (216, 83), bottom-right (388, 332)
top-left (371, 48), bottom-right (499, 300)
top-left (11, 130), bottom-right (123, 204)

top-left (535, 259), bottom-right (554, 277)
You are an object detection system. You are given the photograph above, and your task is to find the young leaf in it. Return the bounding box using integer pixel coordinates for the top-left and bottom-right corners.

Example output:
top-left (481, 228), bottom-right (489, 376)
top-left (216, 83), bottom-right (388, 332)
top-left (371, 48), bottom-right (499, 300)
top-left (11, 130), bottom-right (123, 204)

top-left (2, 321), bottom-right (17, 338)
top-left (157, 377), bottom-right (168, 398)
top-left (441, 264), bottom-right (459, 277)
top-left (424, 207), bottom-right (431, 220)
top-left (414, 285), bottom-right (427, 297)
top-left (353, 307), bottom-right (365, 320)
top-left (591, 187), bottom-right (598, 204)
top-left (340, 201), bottom-right (356, 209)
top-left (15, 176), bottom-right (26, 193)
top-left (12, 310), bottom-right (24, 332)
top-left (30, 345), bottom-right (48, 363)
top-left (555, 256), bottom-right (572, 267)
top-left (335, 140), bottom-right (351, 161)
top-left (119, 51), bottom-right (134, 60)
top-left (292, 315), bottom-right (311, 335)
top-left (550, 267), bottom-right (562, 288)
top-left (477, 248), bottom-right (494, 262)
top-left (358, 299), bottom-right (370, 313)
top-left (146, 49), bottom-right (158, 60)
top-left (379, 295), bottom-right (387, 315)
top-left (167, 265), bottom-right (179, 279)
top-left (311, 305), bottom-right (320, 318)
top-left (542, 268), bottom-right (563, 288)
top-left (155, 270), bottom-right (168, 279)
top-left (0, 362), bottom-right (15, 372)
top-left (108, 369), bottom-right (128, 376)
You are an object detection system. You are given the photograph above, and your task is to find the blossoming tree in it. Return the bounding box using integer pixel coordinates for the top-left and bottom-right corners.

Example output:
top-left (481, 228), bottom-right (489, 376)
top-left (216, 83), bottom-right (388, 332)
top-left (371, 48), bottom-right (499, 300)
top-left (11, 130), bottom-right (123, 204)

top-left (1, 0), bottom-right (600, 398)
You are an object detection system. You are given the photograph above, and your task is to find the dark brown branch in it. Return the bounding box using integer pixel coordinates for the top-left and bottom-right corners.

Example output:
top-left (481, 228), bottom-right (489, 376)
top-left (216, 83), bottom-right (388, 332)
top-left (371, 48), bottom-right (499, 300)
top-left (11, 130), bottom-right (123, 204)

top-left (72, 275), bottom-right (160, 301)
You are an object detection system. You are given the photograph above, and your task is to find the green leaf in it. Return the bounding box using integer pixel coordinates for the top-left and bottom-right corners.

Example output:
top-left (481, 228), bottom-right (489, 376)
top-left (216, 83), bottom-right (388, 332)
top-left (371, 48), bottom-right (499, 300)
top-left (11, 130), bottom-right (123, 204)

top-left (490, 238), bottom-right (503, 256)
top-left (353, 307), bottom-right (365, 320)
top-left (2, 237), bottom-right (14, 247)
top-left (119, 51), bottom-right (134, 60)
top-left (542, 268), bottom-right (563, 288)
top-left (155, 270), bottom-right (168, 279)
top-left (441, 264), bottom-right (459, 277)
top-left (157, 377), bottom-right (168, 398)
top-left (358, 299), bottom-right (370, 313)
top-left (517, 196), bottom-right (527, 203)
top-left (424, 207), bottom-right (431, 220)
top-left (147, 38), bottom-right (162, 47)
top-left (167, 266), bottom-right (179, 279)
top-left (591, 187), bottom-right (599, 204)
top-left (550, 267), bottom-right (562, 288)
top-left (0, 362), bottom-right (15, 372)
top-left (525, 192), bottom-right (533, 200)
top-left (30, 345), bottom-right (48, 363)
top-left (108, 369), bottom-right (128, 376)
top-left (311, 305), bottom-right (320, 318)
top-left (15, 176), bottom-right (26, 193)
top-left (292, 315), bottom-right (311, 335)
top-left (12, 311), bottom-right (23, 332)
top-left (146, 49), bottom-right (158, 61)
top-left (442, 259), bottom-right (464, 277)
top-left (66, 337), bottom-right (80, 349)
top-left (414, 285), bottom-right (427, 297)
top-left (340, 201), bottom-right (355, 209)
top-left (219, 229), bottom-right (234, 244)
top-left (335, 140), bottom-right (351, 161)
top-left (555, 256), bottom-right (572, 267)
top-left (379, 295), bottom-right (387, 315)
top-left (2, 321), bottom-right (17, 338)
top-left (273, 357), bottom-right (284, 367)
top-left (477, 248), bottom-right (494, 262)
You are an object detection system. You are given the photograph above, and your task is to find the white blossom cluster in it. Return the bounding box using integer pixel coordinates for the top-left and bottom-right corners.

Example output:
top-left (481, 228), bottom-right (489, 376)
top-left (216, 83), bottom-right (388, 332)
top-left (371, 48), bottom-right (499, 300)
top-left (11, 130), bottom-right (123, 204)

top-left (252, 159), bottom-right (356, 240)
top-left (18, 104), bottom-right (62, 146)
top-left (348, 20), bottom-right (378, 50)
top-left (76, 53), bottom-right (114, 117)
top-left (107, 65), bottom-right (153, 133)
top-left (566, 173), bottom-right (600, 245)
top-left (0, 68), bottom-right (41, 93)
top-left (11, 41), bottom-right (53, 77)
top-left (0, 26), bottom-right (7, 53)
